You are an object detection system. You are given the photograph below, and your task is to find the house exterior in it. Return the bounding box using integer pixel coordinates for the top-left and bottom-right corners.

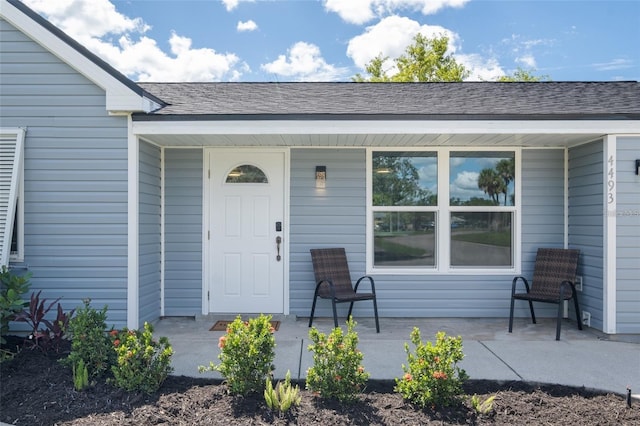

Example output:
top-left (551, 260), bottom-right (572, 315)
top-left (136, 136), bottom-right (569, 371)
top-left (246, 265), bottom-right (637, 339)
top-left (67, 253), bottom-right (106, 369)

top-left (2, 0), bottom-right (639, 335)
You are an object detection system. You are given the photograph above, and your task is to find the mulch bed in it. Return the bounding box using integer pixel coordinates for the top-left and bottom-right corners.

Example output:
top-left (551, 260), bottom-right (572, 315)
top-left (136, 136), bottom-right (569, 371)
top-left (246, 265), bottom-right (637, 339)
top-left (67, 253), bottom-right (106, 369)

top-left (1, 336), bottom-right (638, 425)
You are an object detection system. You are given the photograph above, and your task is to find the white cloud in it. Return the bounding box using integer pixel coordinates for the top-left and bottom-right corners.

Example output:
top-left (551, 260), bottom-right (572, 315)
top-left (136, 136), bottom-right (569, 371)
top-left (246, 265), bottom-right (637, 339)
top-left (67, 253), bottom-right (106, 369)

top-left (324, 0), bottom-right (470, 25)
top-left (450, 171), bottom-right (483, 200)
top-left (221, 0), bottom-right (255, 12)
top-left (346, 16), bottom-right (459, 72)
top-left (237, 20), bottom-right (258, 32)
top-left (23, 0), bottom-right (149, 38)
top-left (457, 54), bottom-right (505, 81)
top-left (516, 54), bottom-right (536, 68)
top-left (261, 42), bottom-right (349, 81)
top-left (23, 0), bottom-right (246, 81)
top-left (592, 58), bottom-right (633, 71)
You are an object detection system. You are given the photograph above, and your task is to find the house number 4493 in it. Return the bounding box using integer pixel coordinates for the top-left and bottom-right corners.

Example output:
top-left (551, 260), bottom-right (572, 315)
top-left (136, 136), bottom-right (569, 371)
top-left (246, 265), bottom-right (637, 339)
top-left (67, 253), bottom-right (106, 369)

top-left (607, 155), bottom-right (615, 204)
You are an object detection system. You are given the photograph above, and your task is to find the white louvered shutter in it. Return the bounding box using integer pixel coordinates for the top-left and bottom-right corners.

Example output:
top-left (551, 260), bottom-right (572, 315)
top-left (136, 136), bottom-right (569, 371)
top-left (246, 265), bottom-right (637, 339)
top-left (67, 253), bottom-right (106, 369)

top-left (0, 128), bottom-right (25, 267)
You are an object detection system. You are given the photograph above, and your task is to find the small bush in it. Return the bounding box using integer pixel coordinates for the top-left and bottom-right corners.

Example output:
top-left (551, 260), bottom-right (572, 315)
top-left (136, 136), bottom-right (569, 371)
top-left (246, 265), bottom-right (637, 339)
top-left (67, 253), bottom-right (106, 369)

top-left (199, 314), bottom-right (276, 396)
top-left (471, 393), bottom-right (496, 415)
top-left (109, 322), bottom-right (173, 394)
top-left (0, 267), bottom-right (31, 346)
top-left (395, 329), bottom-right (468, 409)
top-left (305, 318), bottom-right (369, 403)
top-left (62, 299), bottom-right (114, 379)
top-left (73, 359), bottom-right (90, 391)
top-left (264, 370), bottom-right (301, 413)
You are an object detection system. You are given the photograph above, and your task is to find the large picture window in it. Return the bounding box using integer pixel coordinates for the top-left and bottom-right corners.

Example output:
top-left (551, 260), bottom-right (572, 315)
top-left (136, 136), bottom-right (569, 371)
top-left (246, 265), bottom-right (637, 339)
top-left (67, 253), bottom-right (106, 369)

top-left (368, 149), bottom-right (518, 273)
top-left (372, 152), bottom-right (437, 269)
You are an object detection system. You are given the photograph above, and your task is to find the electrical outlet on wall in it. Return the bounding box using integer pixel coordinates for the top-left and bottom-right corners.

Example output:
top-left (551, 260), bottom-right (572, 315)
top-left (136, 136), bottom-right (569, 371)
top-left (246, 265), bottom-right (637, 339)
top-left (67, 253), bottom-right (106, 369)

top-left (582, 311), bottom-right (591, 328)
top-left (575, 276), bottom-right (583, 292)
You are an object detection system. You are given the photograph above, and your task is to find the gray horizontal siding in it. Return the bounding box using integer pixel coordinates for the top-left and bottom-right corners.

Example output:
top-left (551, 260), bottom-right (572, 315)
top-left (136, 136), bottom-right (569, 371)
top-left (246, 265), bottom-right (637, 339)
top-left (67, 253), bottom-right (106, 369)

top-left (615, 136), bottom-right (640, 333)
top-left (289, 148), bottom-right (568, 320)
top-left (163, 149), bottom-right (202, 316)
top-left (1, 19), bottom-right (128, 328)
top-left (568, 140), bottom-right (604, 331)
top-left (516, 148), bottom-right (567, 318)
top-left (139, 141), bottom-right (161, 325)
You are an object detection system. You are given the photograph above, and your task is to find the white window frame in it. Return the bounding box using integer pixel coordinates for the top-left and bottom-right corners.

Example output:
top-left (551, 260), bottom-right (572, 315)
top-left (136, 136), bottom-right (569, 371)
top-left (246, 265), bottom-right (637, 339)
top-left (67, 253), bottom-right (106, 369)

top-left (366, 147), bottom-right (521, 275)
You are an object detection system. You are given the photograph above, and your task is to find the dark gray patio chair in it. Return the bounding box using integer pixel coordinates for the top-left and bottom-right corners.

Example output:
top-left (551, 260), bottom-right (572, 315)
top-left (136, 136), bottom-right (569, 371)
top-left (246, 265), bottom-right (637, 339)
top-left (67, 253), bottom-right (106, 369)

top-left (509, 248), bottom-right (582, 340)
top-left (309, 248), bottom-right (380, 333)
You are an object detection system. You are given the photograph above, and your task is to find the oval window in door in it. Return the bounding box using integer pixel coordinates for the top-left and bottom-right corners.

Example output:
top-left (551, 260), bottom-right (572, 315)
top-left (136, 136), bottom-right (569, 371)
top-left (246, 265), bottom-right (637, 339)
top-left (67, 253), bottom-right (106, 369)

top-left (225, 164), bottom-right (268, 183)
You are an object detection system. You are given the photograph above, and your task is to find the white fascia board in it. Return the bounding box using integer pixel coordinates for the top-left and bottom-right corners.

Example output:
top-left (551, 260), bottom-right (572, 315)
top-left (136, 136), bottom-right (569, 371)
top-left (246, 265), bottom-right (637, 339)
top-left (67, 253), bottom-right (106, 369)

top-left (1, 0), bottom-right (148, 112)
top-left (132, 120), bottom-right (640, 135)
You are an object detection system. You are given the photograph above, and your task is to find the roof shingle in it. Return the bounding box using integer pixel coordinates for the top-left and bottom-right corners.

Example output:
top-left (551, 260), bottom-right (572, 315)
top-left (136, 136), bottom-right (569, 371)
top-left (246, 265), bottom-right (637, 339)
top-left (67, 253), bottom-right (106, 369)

top-left (135, 81), bottom-right (640, 120)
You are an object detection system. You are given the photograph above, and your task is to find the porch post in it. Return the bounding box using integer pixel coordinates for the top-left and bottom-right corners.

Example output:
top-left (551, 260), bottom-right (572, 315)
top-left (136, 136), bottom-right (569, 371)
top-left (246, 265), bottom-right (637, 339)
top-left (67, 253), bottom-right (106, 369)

top-left (127, 117), bottom-right (140, 329)
top-left (603, 135), bottom-right (616, 334)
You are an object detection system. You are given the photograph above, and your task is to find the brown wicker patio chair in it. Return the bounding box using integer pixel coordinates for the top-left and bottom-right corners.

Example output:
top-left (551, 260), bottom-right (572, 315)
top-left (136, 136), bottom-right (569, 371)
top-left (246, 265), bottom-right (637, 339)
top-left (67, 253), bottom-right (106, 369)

top-left (309, 248), bottom-right (380, 333)
top-left (509, 248), bottom-right (582, 340)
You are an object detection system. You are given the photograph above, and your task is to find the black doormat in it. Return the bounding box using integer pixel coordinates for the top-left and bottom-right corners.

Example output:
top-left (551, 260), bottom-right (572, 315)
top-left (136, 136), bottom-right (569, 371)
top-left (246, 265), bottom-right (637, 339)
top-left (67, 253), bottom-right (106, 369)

top-left (210, 320), bottom-right (280, 332)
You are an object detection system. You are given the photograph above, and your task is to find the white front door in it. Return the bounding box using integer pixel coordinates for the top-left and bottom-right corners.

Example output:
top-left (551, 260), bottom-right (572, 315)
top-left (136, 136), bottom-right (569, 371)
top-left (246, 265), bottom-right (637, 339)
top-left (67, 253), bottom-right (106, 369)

top-left (206, 149), bottom-right (285, 313)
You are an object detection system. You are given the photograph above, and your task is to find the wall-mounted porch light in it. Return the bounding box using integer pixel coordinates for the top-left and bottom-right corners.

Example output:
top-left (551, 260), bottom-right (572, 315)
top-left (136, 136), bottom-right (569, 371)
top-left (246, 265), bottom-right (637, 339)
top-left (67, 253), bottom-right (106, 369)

top-left (636, 159), bottom-right (639, 175)
top-left (315, 166), bottom-right (326, 188)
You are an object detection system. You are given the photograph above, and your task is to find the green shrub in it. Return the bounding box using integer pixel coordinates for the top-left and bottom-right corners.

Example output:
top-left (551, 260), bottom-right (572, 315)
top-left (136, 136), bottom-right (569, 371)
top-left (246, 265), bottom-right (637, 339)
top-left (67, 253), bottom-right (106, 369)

top-left (395, 329), bottom-right (468, 409)
top-left (109, 322), bottom-right (173, 394)
top-left (264, 370), bottom-right (301, 413)
top-left (0, 266), bottom-right (31, 346)
top-left (471, 393), bottom-right (496, 415)
top-left (62, 299), bottom-right (114, 379)
top-left (199, 314), bottom-right (276, 396)
top-left (305, 318), bottom-right (369, 403)
top-left (73, 359), bottom-right (90, 391)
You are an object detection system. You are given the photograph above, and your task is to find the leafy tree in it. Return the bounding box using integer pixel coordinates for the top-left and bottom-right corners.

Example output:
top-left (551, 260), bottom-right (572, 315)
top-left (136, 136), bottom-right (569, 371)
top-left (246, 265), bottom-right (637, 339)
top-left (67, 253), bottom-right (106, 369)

top-left (495, 158), bottom-right (515, 205)
top-left (477, 168), bottom-right (504, 205)
top-left (372, 156), bottom-right (434, 206)
top-left (498, 67), bottom-right (550, 82)
top-left (353, 34), bottom-right (469, 82)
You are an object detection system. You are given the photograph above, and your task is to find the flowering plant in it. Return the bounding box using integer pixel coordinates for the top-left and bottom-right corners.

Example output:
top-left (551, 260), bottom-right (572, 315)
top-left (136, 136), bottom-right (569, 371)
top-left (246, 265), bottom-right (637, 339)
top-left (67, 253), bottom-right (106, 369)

top-left (200, 314), bottom-right (276, 395)
top-left (394, 329), bottom-right (468, 409)
top-left (109, 322), bottom-right (173, 394)
top-left (305, 318), bottom-right (369, 403)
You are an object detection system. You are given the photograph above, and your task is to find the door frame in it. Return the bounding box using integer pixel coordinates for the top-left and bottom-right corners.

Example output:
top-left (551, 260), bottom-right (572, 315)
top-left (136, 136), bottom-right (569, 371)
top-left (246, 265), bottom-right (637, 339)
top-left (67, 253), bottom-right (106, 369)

top-left (201, 147), bottom-right (290, 315)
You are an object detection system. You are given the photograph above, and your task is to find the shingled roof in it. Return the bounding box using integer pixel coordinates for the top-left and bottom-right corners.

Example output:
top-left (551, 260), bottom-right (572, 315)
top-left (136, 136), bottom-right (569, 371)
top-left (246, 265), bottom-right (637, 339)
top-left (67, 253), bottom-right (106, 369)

top-left (135, 81), bottom-right (640, 120)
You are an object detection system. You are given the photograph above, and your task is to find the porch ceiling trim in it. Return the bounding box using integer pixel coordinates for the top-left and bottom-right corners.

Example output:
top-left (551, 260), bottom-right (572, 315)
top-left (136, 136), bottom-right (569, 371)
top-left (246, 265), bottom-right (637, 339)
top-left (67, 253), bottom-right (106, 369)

top-left (133, 119), bottom-right (639, 135)
top-left (133, 119), bottom-right (639, 148)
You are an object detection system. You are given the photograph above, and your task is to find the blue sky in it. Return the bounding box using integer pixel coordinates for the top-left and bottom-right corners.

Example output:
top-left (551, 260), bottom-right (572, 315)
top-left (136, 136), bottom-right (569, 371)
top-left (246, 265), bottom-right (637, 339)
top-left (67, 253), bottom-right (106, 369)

top-left (22, 0), bottom-right (640, 82)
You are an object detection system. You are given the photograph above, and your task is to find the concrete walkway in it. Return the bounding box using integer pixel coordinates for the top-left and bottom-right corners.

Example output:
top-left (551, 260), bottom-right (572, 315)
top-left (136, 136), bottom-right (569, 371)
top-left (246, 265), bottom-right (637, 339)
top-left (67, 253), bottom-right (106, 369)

top-left (154, 315), bottom-right (640, 398)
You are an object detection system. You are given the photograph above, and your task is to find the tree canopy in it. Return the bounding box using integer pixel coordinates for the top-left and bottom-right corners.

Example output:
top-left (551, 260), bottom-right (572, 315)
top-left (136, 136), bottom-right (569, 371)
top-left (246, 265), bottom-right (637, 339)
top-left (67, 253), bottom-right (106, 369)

top-left (497, 67), bottom-right (551, 82)
top-left (353, 34), bottom-right (469, 82)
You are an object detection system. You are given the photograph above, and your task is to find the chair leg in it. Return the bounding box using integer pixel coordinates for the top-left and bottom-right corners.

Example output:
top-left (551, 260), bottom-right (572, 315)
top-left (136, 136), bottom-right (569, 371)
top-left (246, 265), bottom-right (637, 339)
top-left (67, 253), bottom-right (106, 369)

top-left (508, 297), bottom-right (515, 333)
top-left (309, 294), bottom-right (319, 328)
top-left (372, 297), bottom-right (380, 333)
top-left (347, 301), bottom-right (355, 320)
top-left (331, 300), bottom-right (339, 328)
top-left (555, 301), bottom-right (563, 341)
top-left (573, 296), bottom-right (583, 331)
top-left (528, 300), bottom-right (537, 324)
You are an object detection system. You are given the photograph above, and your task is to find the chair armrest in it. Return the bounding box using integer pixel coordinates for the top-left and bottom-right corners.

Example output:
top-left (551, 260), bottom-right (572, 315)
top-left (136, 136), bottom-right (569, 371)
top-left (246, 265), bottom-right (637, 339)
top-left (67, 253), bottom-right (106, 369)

top-left (315, 278), bottom-right (336, 298)
top-left (559, 280), bottom-right (577, 299)
top-left (354, 276), bottom-right (375, 294)
top-left (511, 276), bottom-right (530, 296)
